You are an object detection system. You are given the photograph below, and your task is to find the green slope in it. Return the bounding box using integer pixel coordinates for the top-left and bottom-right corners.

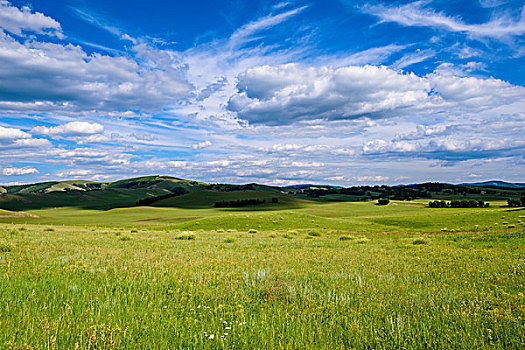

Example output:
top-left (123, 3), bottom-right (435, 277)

top-left (0, 188), bottom-right (169, 211)
top-left (105, 175), bottom-right (207, 192)
top-left (3, 181), bottom-right (105, 194)
top-left (152, 190), bottom-right (305, 209)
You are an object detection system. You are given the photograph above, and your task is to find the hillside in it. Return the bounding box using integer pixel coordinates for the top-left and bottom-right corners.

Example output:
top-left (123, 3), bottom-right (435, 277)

top-left (461, 180), bottom-right (525, 189)
top-left (0, 176), bottom-right (522, 211)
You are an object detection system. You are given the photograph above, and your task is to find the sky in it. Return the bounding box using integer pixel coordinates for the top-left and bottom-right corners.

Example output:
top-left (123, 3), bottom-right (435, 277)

top-left (0, 0), bottom-right (524, 186)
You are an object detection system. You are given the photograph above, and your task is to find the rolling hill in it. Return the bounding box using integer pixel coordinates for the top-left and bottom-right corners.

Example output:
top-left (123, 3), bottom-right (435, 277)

top-left (0, 176), bottom-right (522, 211)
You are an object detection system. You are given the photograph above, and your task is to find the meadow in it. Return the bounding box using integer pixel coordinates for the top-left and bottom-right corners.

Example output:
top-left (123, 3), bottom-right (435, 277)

top-left (0, 200), bottom-right (524, 349)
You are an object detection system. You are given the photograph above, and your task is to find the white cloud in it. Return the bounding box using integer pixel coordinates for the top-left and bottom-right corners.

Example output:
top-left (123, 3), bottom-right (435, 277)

top-left (56, 169), bottom-right (93, 177)
top-left (191, 140), bottom-right (212, 150)
top-left (228, 63), bottom-right (525, 125)
top-left (229, 64), bottom-right (433, 125)
top-left (391, 49), bottom-right (435, 70)
top-left (0, 1), bottom-right (63, 38)
top-left (289, 161), bottom-right (324, 167)
top-left (362, 1), bottom-right (525, 39)
top-left (11, 138), bottom-right (51, 148)
top-left (229, 6), bottom-right (307, 49)
top-left (0, 125), bottom-right (31, 140)
top-left (0, 126), bottom-right (52, 150)
top-left (2, 166), bottom-right (39, 176)
top-left (32, 121), bottom-right (104, 136)
top-left (75, 134), bottom-right (111, 144)
top-left (363, 139), bottom-right (419, 154)
top-left (0, 30), bottom-right (191, 114)
top-left (356, 175), bottom-right (389, 182)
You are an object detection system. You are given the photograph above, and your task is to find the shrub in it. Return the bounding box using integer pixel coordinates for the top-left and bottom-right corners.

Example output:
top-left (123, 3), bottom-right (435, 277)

top-left (308, 230), bottom-right (321, 237)
top-left (176, 234), bottom-right (196, 240)
top-left (355, 237), bottom-right (370, 244)
top-left (429, 200), bottom-right (488, 208)
top-left (508, 198), bottom-right (522, 207)
top-left (0, 243), bottom-right (12, 252)
top-left (224, 238), bottom-right (235, 243)
top-left (248, 229), bottom-right (258, 234)
top-left (412, 238), bottom-right (428, 245)
top-left (429, 200), bottom-right (449, 208)
top-left (130, 229), bottom-right (138, 233)
top-left (283, 234), bottom-right (294, 239)
top-left (340, 235), bottom-right (356, 241)
top-left (377, 198), bottom-right (390, 205)
top-left (120, 236), bottom-right (131, 241)
top-left (44, 227), bottom-right (55, 232)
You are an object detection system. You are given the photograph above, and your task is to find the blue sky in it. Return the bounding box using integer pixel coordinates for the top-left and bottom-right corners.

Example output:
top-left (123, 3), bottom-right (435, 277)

top-left (0, 0), bottom-right (524, 186)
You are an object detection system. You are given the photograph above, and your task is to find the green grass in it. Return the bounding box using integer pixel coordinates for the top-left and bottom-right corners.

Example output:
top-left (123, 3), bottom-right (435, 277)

top-left (0, 201), bottom-right (524, 348)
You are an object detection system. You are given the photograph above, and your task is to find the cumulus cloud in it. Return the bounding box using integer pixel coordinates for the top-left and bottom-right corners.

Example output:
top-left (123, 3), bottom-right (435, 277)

top-left (0, 126), bottom-right (51, 149)
top-left (229, 64), bottom-right (433, 125)
top-left (0, 125), bottom-right (31, 140)
top-left (32, 121), bottom-right (104, 136)
top-left (396, 124), bottom-right (450, 140)
top-left (361, 1), bottom-right (525, 39)
top-left (0, 0), bottom-right (63, 38)
top-left (191, 140), bottom-right (212, 150)
top-left (2, 166), bottom-right (39, 176)
top-left (228, 63), bottom-right (525, 125)
top-left (0, 29), bottom-right (191, 114)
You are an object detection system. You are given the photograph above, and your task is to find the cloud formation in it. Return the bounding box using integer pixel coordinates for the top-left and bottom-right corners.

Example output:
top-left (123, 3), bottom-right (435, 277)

top-left (32, 121), bottom-right (104, 136)
top-left (228, 63), bottom-right (524, 125)
top-left (2, 166), bottom-right (39, 176)
top-left (0, 29), bottom-right (191, 114)
top-left (362, 1), bottom-right (525, 39)
top-left (0, 0), bottom-right (63, 38)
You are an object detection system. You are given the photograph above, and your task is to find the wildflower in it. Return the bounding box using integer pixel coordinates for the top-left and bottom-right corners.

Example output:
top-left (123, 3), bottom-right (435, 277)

top-left (209, 334), bottom-right (215, 339)
top-left (224, 333), bottom-right (228, 336)
top-left (163, 305), bottom-right (167, 309)
top-left (225, 327), bottom-right (231, 330)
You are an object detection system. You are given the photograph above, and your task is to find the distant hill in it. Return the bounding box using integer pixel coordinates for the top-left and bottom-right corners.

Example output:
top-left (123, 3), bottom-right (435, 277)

top-left (460, 181), bottom-right (525, 189)
top-left (0, 176), bottom-right (523, 211)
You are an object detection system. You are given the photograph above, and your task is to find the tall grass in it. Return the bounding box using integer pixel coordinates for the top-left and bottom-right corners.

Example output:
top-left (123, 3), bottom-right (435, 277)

top-left (0, 224), bottom-right (523, 348)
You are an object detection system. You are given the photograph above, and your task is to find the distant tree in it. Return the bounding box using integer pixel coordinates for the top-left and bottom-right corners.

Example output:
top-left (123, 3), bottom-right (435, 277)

top-left (521, 190), bottom-right (525, 206)
top-left (508, 198), bottom-right (521, 207)
top-left (377, 198), bottom-right (390, 205)
top-left (429, 200), bottom-right (448, 208)
top-left (429, 200), bottom-right (487, 208)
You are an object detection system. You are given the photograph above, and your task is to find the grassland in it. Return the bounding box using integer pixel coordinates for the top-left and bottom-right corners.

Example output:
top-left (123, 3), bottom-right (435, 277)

top-left (0, 200), bottom-right (524, 348)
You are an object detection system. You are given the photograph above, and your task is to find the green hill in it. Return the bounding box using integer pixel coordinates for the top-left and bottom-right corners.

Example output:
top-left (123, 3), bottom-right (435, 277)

top-left (0, 176), bottom-right (522, 212)
top-left (152, 190), bottom-right (304, 209)
top-left (0, 188), bottom-right (172, 211)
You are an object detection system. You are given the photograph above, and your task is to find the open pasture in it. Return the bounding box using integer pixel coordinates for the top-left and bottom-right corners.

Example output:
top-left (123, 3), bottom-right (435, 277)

top-left (0, 201), bottom-right (524, 348)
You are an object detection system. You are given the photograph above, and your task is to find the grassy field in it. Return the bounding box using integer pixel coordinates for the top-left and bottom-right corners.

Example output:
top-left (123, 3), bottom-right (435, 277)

top-left (0, 200), bottom-right (524, 348)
